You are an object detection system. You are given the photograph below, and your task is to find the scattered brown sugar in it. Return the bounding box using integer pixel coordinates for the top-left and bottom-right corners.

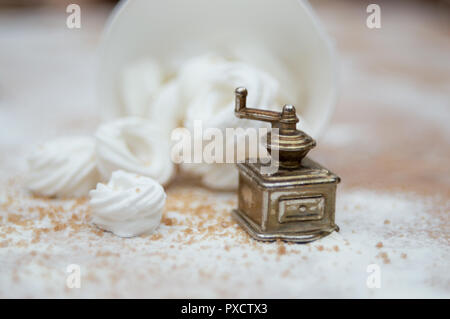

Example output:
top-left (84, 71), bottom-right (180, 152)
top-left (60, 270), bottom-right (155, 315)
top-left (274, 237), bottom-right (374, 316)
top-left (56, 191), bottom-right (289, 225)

top-left (4, 226), bottom-right (17, 234)
top-left (277, 245), bottom-right (287, 256)
top-left (8, 178), bottom-right (435, 297)
top-left (69, 198), bottom-right (87, 211)
top-left (150, 233), bottom-right (163, 241)
top-left (31, 229), bottom-right (45, 243)
top-left (7, 213), bottom-right (30, 226)
top-left (377, 252), bottom-right (391, 264)
top-left (136, 188), bottom-right (140, 193)
top-left (162, 217), bottom-right (175, 226)
top-left (53, 224), bottom-right (67, 232)
top-left (96, 250), bottom-right (120, 257)
top-left (91, 228), bottom-right (104, 237)
top-left (16, 240), bottom-right (28, 248)
top-left (401, 253), bottom-right (407, 259)
top-left (384, 219), bottom-right (391, 225)
top-left (7, 214), bottom-right (22, 224)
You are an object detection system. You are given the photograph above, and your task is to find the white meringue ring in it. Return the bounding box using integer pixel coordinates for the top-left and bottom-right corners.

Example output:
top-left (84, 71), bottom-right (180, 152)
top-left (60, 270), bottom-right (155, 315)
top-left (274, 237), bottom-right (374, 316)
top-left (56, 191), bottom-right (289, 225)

top-left (95, 117), bottom-right (174, 185)
top-left (26, 136), bottom-right (100, 198)
top-left (179, 54), bottom-right (281, 131)
top-left (177, 54), bottom-right (281, 190)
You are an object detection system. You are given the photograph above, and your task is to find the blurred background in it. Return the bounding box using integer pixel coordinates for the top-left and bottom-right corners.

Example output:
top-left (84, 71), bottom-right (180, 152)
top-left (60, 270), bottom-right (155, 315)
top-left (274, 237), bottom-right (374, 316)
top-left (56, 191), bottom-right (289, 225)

top-left (1, 0), bottom-right (448, 196)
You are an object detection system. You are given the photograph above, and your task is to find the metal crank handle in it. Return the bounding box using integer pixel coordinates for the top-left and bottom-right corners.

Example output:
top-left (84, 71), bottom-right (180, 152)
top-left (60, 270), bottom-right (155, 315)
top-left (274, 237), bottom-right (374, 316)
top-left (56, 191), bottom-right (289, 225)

top-left (234, 87), bottom-right (281, 123)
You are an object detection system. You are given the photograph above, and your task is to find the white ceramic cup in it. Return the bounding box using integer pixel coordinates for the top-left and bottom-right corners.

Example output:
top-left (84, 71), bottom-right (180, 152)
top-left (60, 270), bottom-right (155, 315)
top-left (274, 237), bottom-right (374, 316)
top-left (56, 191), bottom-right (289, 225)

top-left (96, 0), bottom-right (337, 138)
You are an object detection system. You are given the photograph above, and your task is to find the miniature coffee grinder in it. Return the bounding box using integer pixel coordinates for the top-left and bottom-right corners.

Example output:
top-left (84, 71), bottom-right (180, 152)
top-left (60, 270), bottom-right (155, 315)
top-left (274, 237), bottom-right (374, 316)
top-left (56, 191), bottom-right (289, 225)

top-left (232, 87), bottom-right (340, 243)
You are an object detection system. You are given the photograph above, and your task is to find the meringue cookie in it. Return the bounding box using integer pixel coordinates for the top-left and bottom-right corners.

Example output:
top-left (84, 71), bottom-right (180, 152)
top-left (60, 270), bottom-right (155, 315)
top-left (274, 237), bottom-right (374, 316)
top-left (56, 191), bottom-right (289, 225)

top-left (26, 136), bottom-right (100, 198)
top-left (89, 170), bottom-right (166, 237)
top-left (116, 54), bottom-right (293, 190)
top-left (95, 117), bottom-right (174, 185)
top-left (150, 80), bottom-right (182, 135)
top-left (176, 54), bottom-right (282, 189)
top-left (120, 59), bottom-right (182, 135)
top-left (178, 54), bottom-right (281, 131)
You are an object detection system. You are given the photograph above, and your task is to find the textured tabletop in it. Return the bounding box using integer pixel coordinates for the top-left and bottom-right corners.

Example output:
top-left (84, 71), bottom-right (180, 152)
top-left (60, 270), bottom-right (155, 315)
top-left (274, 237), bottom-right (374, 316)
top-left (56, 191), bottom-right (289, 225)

top-left (0, 1), bottom-right (449, 298)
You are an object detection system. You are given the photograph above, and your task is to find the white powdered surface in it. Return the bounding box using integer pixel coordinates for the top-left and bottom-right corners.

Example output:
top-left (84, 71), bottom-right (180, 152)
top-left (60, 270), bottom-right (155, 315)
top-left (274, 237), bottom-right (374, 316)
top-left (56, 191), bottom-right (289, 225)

top-left (0, 3), bottom-right (448, 298)
top-left (0, 181), bottom-right (449, 298)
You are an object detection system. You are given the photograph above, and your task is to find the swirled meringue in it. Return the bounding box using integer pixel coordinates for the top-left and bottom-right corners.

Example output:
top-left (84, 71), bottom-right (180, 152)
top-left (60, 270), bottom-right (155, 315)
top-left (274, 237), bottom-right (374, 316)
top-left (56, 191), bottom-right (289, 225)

top-left (120, 60), bottom-right (181, 134)
top-left (177, 54), bottom-right (281, 189)
top-left (26, 136), bottom-right (100, 198)
top-left (95, 117), bottom-right (174, 185)
top-left (89, 170), bottom-right (166, 237)
top-left (116, 54), bottom-right (293, 190)
top-left (178, 54), bottom-right (281, 131)
top-left (149, 80), bottom-right (182, 135)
